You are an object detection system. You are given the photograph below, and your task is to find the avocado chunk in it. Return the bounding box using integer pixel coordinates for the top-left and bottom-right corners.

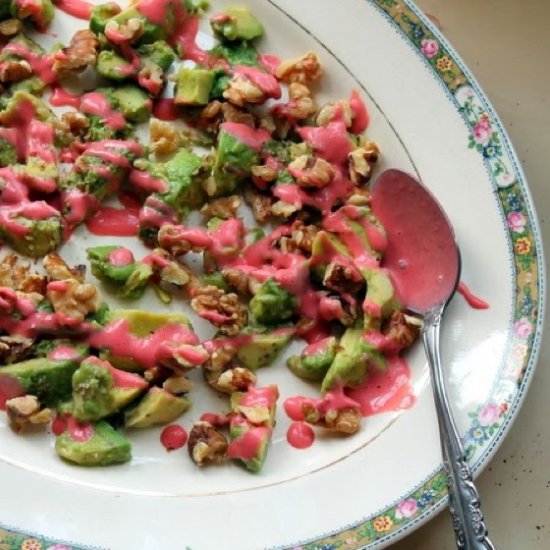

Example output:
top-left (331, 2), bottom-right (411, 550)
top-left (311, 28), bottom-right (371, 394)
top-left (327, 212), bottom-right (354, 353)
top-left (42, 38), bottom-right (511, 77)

top-left (11, 0), bottom-right (54, 30)
top-left (321, 328), bottom-right (386, 392)
top-left (97, 50), bottom-right (137, 81)
top-left (362, 268), bottom-right (399, 330)
top-left (287, 336), bottom-right (337, 381)
top-left (0, 357), bottom-right (79, 405)
top-left (250, 279), bottom-right (297, 325)
top-left (210, 7), bottom-right (264, 42)
top-left (174, 67), bottom-right (215, 106)
top-left (309, 230), bottom-right (351, 282)
top-left (209, 43), bottom-right (259, 67)
top-left (90, 2), bottom-right (122, 34)
top-left (55, 418), bottom-right (132, 466)
top-left (236, 330), bottom-right (293, 370)
top-left (33, 339), bottom-right (90, 361)
top-left (110, 85), bottom-right (152, 122)
top-left (138, 40), bottom-right (176, 71)
top-left (125, 387), bottom-right (191, 428)
top-left (210, 123), bottom-right (262, 196)
top-left (0, 137), bottom-right (18, 167)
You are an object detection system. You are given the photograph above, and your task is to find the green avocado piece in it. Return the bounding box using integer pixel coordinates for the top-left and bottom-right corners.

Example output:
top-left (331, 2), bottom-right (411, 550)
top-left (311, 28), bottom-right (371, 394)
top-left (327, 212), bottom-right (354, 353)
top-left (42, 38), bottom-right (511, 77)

top-left (174, 67), bottom-right (215, 106)
top-left (55, 419), bottom-right (132, 466)
top-left (109, 85), bottom-right (151, 122)
top-left (229, 421), bottom-right (270, 473)
top-left (117, 263), bottom-right (153, 300)
top-left (96, 50), bottom-right (137, 81)
top-left (362, 268), bottom-right (399, 330)
top-left (209, 70), bottom-right (231, 100)
top-left (0, 90), bottom-right (54, 125)
top-left (209, 43), bottom-right (258, 67)
top-left (138, 40), bottom-right (176, 71)
top-left (33, 339), bottom-right (90, 360)
top-left (287, 336), bottom-right (337, 381)
top-left (9, 75), bottom-right (47, 95)
top-left (210, 125), bottom-right (260, 196)
top-left (88, 246), bottom-right (137, 283)
top-left (0, 213), bottom-right (63, 258)
top-left (201, 271), bottom-right (230, 292)
top-left (90, 2), bottom-right (122, 34)
top-left (309, 230), bottom-right (351, 282)
top-left (184, 0), bottom-right (209, 14)
top-left (11, 0), bottom-right (54, 30)
top-left (250, 279), bottom-right (297, 325)
top-left (0, 137), bottom-right (17, 167)
top-left (0, 358), bottom-right (79, 405)
top-left (230, 385), bottom-right (278, 427)
top-left (321, 328), bottom-right (386, 392)
top-left (124, 387), bottom-right (191, 428)
top-left (72, 357), bottom-right (145, 422)
top-left (236, 330), bottom-right (293, 370)
top-left (211, 7), bottom-right (264, 42)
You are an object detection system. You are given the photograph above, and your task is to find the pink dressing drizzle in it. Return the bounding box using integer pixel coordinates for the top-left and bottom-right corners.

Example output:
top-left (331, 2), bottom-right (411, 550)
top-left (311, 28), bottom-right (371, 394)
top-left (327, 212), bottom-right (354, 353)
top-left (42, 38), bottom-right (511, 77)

top-left (227, 424), bottom-right (271, 461)
top-left (49, 85), bottom-right (82, 108)
top-left (0, 375), bottom-right (24, 409)
top-left (85, 356), bottom-right (148, 389)
top-left (80, 92), bottom-right (126, 130)
top-left (85, 206), bottom-right (140, 236)
top-left (298, 120), bottom-right (352, 165)
top-left (47, 345), bottom-right (82, 361)
top-left (129, 170), bottom-right (168, 193)
top-left (219, 121), bottom-right (270, 151)
top-left (54, 0), bottom-right (93, 20)
top-left (457, 281), bottom-right (489, 309)
top-left (108, 247), bottom-right (135, 266)
top-left (349, 90), bottom-right (370, 134)
top-left (171, 16), bottom-right (213, 66)
top-left (62, 189), bottom-right (99, 226)
top-left (2, 43), bottom-right (56, 83)
top-left (258, 53), bottom-right (281, 75)
top-left (65, 415), bottom-right (94, 442)
top-left (153, 98), bottom-right (179, 121)
top-left (233, 66), bottom-right (282, 99)
top-left (287, 421), bottom-right (315, 449)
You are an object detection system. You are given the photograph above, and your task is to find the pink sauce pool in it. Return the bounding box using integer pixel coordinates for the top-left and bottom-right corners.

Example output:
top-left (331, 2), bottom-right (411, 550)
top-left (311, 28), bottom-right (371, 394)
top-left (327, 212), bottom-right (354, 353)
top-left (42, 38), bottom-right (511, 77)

top-left (85, 206), bottom-right (140, 236)
top-left (153, 98), bottom-right (179, 121)
top-left (54, 0), bottom-right (93, 20)
top-left (108, 247), bottom-right (134, 266)
top-left (219, 121), bottom-right (270, 151)
top-left (161, 424), bottom-right (188, 451)
top-left (349, 90), bottom-right (369, 134)
top-left (49, 85), bottom-right (81, 108)
top-left (370, 169), bottom-right (459, 312)
top-left (287, 421), bottom-right (315, 449)
top-left (258, 53), bottom-right (281, 75)
top-left (298, 120), bottom-right (352, 165)
top-left (346, 356), bottom-right (415, 416)
top-left (171, 16), bottom-right (212, 65)
top-left (457, 281), bottom-right (489, 309)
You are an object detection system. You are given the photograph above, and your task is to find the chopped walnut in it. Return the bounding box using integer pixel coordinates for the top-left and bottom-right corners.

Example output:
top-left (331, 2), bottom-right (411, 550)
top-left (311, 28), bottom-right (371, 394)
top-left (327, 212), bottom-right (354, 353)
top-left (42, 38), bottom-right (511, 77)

top-left (0, 254), bottom-right (46, 294)
top-left (162, 342), bottom-right (209, 372)
top-left (221, 268), bottom-right (260, 295)
top-left (319, 292), bottom-right (358, 327)
top-left (163, 375), bottom-right (194, 394)
top-left (43, 253), bottom-right (85, 282)
top-left (258, 113), bottom-right (276, 134)
top-left (275, 52), bottom-right (323, 84)
top-left (188, 421), bottom-right (228, 466)
top-left (221, 102), bottom-right (256, 126)
top-left (303, 402), bottom-right (361, 434)
top-left (251, 164), bottom-right (278, 183)
top-left (191, 285), bottom-right (247, 336)
top-left (151, 249), bottom-right (190, 289)
top-left (347, 187), bottom-right (371, 206)
top-left (348, 141), bottom-right (380, 185)
top-left (143, 366), bottom-right (171, 385)
top-left (277, 220), bottom-right (318, 255)
top-left (150, 119), bottom-right (180, 156)
top-left (104, 18), bottom-right (143, 44)
top-left (284, 82), bottom-right (317, 120)
top-left (5, 395), bottom-right (53, 433)
top-left (158, 224), bottom-right (211, 256)
top-left (382, 310), bottom-right (422, 349)
top-left (47, 279), bottom-right (101, 324)
top-left (0, 335), bottom-right (33, 364)
top-left (288, 155), bottom-right (335, 188)
top-left (62, 112), bottom-right (90, 138)
top-left (200, 195), bottom-right (241, 221)
top-left (214, 367), bottom-right (257, 393)
top-left (203, 345), bottom-right (237, 373)
top-left (244, 188), bottom-right (273, 224)
top-left (223, 74), bottom-right (265, 106)
top-left (138, 62), bottom-right (164, 96)
top-left (0, 19), bottom-right (22, 38)
top-left (316, 100), bottom-right (353, 127)
top-left (270, 200), bottom-right (300, 218)
top-left (323, 261), bottom-right (365, 294)
top-left (0, 59), bottom-right (32, 83)
top-left (53, 30), bottom-right (99, 75)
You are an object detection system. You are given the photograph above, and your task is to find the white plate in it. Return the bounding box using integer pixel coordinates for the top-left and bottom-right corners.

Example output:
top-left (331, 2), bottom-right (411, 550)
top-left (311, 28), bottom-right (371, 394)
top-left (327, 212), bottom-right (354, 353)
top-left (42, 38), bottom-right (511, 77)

top-left (0, 0), bottom-right (544, 548)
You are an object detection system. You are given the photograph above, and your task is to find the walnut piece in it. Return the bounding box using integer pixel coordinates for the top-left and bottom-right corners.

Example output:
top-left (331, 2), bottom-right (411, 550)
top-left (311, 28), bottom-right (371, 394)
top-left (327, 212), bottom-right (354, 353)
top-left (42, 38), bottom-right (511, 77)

top-left (6, 395), bottom-right (53, 433)
top-left (47, 279), bottom-right (101, 324)
top-left (104, 18), bottom-right (143, 44)
top-left (150, 119), bottom-right (180, 156)
top-left (288, 155), bottom-right (335, 188)
top-left (188, 421), bottom-right (228, 466)
top-left (158, 224), bottom-right (211, 256)
top-left (0, 254), bottom-right (46, 294)
top-left (53, 30), bottom-right (99, 75)
top-left (323, 261), bottom-right (365, 294)
top-left (316, 100), bottom-right (353, 128)
top-left (244, 188), bottom-right (273, 224)
top-left (200, 195), bottom-right (241, 221)
top-left (0, 19), bottom-right (23, 38)
top-left (163, 375), bottom-right (194, 394)
top-left (62, 112), bottom-right (90, 137)
top-left (285, 82), bottom-right (317, 120)
top-left (221, 268), bottom-right (260, 295)
top-left (203, 345), bottom-right (237, 374)
top-left (270, 199), bottom-right (300, 218)
top-left (0, 59), bottom-right (32, 83)
top-left (304, 403), bottom-right (361, 434)
top-left (382, 310), bottom-right (422, 349)
top-left (191, 285), bottom-right (247, 336)
top-left (251, 165), bottom-right (278, 183)
top-left (43, 253), bottom-right (85, 282)
top-left (0, 335), bottom-right (34, 364)
top-left (348, 141), bottom-right (380, 185)
top-left (214, 367), bottom-right (257, 393)
top-left (275, 52), bottom-right (323, 84)
top-left (277, 220), bottom-right (318, 255)
top-left (223, 74), bottom-right (265, 106)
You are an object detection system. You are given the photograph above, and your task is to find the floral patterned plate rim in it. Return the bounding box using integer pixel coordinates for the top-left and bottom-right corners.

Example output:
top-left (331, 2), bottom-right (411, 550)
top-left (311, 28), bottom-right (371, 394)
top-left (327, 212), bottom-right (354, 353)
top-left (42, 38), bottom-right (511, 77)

top-left (0, 0), bottom-right (544, 549)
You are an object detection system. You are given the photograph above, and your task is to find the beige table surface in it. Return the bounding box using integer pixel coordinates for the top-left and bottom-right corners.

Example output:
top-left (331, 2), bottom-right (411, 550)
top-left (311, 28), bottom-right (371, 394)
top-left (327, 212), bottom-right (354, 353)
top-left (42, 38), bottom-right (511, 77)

top-left (391, 0), bottom-right (550, 548)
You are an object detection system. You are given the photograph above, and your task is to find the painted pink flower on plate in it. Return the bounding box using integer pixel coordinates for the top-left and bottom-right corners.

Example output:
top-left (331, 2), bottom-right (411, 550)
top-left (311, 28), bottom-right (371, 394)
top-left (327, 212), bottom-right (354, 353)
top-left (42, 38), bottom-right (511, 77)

top-left (514, 317), bottom-right (534, 339)
top-left (507, 211), bottom-right (527, 233)
top-left (473, 118), bottom-right (492, 146)
top-left (420, 38), bottom-right (439, 58)
top-left (478, 403), bottom-right (501, 426)
top-left (46, 546), bottom-right (73, 550)
top-left (395, 498), bottom-right (418, 519)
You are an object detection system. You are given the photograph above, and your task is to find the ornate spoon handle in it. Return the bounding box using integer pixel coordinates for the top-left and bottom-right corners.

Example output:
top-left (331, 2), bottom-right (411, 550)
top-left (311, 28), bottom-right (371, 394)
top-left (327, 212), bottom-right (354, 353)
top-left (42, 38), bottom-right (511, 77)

top-left (422, 305), bottom-right (496, 550)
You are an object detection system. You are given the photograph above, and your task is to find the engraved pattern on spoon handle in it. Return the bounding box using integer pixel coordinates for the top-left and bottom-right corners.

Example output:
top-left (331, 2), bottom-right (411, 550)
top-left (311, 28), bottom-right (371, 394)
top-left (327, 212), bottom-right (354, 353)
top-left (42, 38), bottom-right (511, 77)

top-left (422, 305), bottom-right (496, 550)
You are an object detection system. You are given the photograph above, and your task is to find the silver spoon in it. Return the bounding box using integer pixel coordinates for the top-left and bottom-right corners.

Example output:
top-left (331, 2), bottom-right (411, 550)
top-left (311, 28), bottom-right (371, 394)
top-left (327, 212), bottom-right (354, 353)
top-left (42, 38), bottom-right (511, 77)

top-left (370, 169), bottom-right (496, 550)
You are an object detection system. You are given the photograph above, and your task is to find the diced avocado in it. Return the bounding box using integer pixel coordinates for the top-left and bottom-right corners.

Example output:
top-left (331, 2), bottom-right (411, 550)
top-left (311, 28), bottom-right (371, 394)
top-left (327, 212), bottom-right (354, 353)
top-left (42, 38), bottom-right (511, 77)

top-left (211, 125), bottom-right (260, 196)
top-left (138, 40), bottom-right (176, 71)
top-left (90, 2), bottom-right (122, 34)
top-left (309, 230), bottom-right (351, 282)
top-left (97, 50), bottom-right (137, 81)
top-left (55, 419), bottom-right (132, 466)
top-left (250, 279), bottom-right (297, 325)
top-left (0, 358), bottom-right (79, 405)
top-left (201, 271), bottom-right (230, 292)
top-left (33, 339), bottom-right (90, 361)
top-left (109, 85), bottom-right (152, 122)
top-left (0, 137), bottom-right (17, 167)
top-left (185, 0), bottom-right (209, 14)
top-left (125, 387), bottom-right (191, 428)
top-left (211, 7), bottom-right (264, 42)
top-left (88, 246), bottom-right (137, 283)
top-left (0, 214), bottom-right (63, 258)
top-left (229, 421), bottom-right (271, 472)
top-left (174, 67), bottom-right (215, 106)
top-left (236, 330), bottom-right (293, 370)
top-left (287, 336), bottom-right (337, 381)
top-left (362, 268), bottom-right (399, 330)
top-left (209, 70), bottom-right (231, 100)
top-left (72, 357), bottom-right (145, 422)
top-left (10, 75), bottom-right (47, 95)
top-left (321, 328), bottom-right (386, 392)
top-left (17, 156), bottom-right (58, 188)
top-left (11, 0), bottom-right (54, 30)
top-left (209, 43), bottom-right (258, 67)
top-left (230, 385), bottom-right (278, 427)
top-left (117, 263), bottom-right (153, 300)
top-left (0, 91), bottom-right (55, 125)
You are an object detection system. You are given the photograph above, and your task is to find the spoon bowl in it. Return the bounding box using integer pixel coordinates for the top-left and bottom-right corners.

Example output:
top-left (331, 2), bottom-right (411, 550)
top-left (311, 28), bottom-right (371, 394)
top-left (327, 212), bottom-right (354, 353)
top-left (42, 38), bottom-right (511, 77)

top-left (371, 169), bottom-right (496, 550)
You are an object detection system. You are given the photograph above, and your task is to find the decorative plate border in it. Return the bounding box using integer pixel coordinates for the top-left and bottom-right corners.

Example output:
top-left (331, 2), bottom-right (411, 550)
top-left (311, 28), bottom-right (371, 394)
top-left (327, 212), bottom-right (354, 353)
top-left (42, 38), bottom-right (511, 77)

top-left (0, 0), bottom-right (544, 549)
